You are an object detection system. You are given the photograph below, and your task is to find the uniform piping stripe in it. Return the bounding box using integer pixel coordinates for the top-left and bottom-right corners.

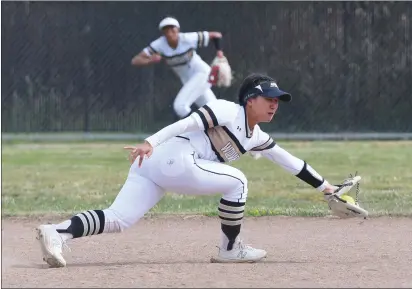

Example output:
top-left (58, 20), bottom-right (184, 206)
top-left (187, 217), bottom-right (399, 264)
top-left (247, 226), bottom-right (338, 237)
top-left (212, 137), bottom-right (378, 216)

top-left (88, 210), bottom-right (100, 235)
top-left (219, 215), bottom-right (244, 221)
top-left (96, 210), bottom-right (105, 234)
top-left (197, 107), bottom-right (214, 128)
top-left (222, 126), bottom-right (247, 154)
top-left (176, 136), bottom-right (190, 141)
top-left (197, 32), bottom-right (202, 47)
top-left (204, 131), bottom-right (225, 162)
top-left (194, 110), bottom-right (208, 129)
top-left (148, 45), bottom-right (157, 54)
top-left (265, 142), bottom-right (276, 150)
top-left (252, 137), bottom-right (276, 151)
top-left (203, 105), bottom-right (218, 127)
top-left (253, 137), bottom-right (271, 150)
top-left (220, 198), bottom-right (245, 207)
top-left (218, 204), bottom-right (245, 212)
top-left (221, 219), bottom-right (243, 226)
top-left (252, 141), bottom-right (275, 151)
top-left (202, 32), bottom-right (206, 47)
top-left (77, 213), bottom-right (89, 237)
top-left (84, 211), bottom-right (96, 236)
top-left (80, 213), bottom-right (91, 236)
top-left (192, 154), bottom-right (244, 200)
top-left (218, 208), bottom-right (245, 216)
top-left (243, 108), bottom-right (252, 138)
top-left (162, 48), bottom-right (193, 59)
top-left (169, 61), bottom-right (191, 67)
top-left (219, 211), bottom-right (244, 219)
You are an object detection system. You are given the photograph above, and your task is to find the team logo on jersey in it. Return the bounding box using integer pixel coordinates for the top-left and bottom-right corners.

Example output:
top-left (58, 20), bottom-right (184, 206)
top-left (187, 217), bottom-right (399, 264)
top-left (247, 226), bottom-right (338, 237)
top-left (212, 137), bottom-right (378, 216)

top-left (220, 142), bottom-right (240, 162)
top-left (206, 126), bottom-right (247, 163)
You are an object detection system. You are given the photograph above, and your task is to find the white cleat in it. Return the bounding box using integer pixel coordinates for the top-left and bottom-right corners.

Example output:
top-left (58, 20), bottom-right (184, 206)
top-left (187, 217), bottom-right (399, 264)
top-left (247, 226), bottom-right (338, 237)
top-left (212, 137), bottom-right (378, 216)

top-left (36, 224), bottom-right (67, 268)
top-left (210, 240), bottom-right (267, 263)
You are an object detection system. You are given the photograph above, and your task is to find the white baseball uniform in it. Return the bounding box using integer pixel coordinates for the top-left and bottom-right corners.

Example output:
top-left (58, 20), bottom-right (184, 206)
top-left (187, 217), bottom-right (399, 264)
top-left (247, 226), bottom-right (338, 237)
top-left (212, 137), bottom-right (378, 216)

top-left (52, 98), bottom-right (330, 256)
top-left (103, 99), bottom-right (328, 228)
top-left (143, 32), bottom-right (217, 117)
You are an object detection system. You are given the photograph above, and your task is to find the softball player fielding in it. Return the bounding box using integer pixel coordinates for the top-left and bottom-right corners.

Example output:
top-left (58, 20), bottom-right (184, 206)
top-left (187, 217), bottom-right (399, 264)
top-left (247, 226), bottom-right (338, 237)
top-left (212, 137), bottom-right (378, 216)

top-left (35, 73), bottom-right (359, 267)
top-left (132, 17), bottom-right (225, 119)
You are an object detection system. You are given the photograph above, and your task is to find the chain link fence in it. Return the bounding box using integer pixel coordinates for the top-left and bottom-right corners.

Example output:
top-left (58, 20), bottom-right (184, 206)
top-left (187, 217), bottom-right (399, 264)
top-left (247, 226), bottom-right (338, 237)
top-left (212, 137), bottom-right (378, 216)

top-left (2, 2), bottom-right (412, 134)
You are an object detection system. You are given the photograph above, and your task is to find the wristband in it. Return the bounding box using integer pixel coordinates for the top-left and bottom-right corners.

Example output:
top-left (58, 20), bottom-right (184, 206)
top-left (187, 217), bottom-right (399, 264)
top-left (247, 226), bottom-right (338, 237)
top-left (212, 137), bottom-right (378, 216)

top-left (212, 38), bottom-right (222, 51)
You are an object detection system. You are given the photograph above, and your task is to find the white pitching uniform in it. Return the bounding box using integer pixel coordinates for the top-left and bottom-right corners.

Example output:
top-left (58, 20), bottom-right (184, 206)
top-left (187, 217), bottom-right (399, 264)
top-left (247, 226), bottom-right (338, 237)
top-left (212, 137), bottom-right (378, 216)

top-left (143, 31), bottom-right (216, 118)
top-left (36, 99), bottom-right (330, 266)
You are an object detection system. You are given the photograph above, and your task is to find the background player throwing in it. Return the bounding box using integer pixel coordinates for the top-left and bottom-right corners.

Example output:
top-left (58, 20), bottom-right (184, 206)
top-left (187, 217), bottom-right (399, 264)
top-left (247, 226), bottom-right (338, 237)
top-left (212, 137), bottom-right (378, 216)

top-left (131, 16), bottom-right (225, 119)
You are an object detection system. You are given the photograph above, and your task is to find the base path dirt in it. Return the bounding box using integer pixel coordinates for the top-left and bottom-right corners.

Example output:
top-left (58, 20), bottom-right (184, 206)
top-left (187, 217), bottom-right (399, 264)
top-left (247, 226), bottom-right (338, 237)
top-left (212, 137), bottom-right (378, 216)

top-left (2, 216), bottom-right (412, 288)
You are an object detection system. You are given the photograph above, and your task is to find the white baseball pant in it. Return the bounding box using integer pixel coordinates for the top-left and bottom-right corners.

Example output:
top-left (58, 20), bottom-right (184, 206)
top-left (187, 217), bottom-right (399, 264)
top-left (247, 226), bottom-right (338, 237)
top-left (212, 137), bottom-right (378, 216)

top-left (173, 72), bottom-right (217, 118)
top-left (107, 138), bottom-right (247, 229)
top-left (56, 138), bottom-right (246, 250)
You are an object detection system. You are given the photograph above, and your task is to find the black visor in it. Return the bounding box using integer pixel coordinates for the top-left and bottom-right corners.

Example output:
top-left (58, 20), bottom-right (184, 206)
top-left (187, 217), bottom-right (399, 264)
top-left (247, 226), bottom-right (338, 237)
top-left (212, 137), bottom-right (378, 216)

top-left (243, 81), bottom-right (292, 104)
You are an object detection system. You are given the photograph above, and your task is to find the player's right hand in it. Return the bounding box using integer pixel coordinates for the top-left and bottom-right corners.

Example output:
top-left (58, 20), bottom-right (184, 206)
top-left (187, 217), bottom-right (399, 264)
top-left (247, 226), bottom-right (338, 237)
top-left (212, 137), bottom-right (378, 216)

top-left (150, 54), bottom-right (162, 63)
top-left (322, 183), bottom-right (339, 195)
top-left (124, 141), bottom-right (154, 167)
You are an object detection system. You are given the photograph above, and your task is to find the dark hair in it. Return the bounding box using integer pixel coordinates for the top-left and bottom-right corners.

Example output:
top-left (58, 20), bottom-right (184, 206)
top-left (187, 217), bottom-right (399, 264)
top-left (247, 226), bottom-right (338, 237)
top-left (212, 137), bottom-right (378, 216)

top-left (238, 73), bottom-right (275, 105)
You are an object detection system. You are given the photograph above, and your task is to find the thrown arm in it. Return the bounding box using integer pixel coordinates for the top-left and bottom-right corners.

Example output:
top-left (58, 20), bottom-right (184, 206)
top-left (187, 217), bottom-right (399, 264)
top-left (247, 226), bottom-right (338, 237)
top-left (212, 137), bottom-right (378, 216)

top-left (208, 31), bottom-right (224, 56)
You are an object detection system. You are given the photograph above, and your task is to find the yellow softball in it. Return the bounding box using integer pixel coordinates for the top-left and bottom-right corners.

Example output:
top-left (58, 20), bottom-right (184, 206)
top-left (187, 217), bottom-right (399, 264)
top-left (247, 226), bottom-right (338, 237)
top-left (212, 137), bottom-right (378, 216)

top-left (340, 194), bottom-right (355, 205)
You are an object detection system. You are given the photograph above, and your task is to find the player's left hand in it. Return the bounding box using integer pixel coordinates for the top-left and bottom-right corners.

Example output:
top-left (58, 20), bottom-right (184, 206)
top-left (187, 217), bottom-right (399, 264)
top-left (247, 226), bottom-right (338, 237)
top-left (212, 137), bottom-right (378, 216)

top-left (216, 50), bottom-right (224, 58)
top-left (124, 141), bottom-right (153, 167)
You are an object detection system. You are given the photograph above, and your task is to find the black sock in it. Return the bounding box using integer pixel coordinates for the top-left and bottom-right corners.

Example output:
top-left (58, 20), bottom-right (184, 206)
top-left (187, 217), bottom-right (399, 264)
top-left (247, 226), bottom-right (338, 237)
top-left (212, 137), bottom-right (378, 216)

top-left (219, 198), bottom-right (245, 250)
top-left (56, 210), bottom-right (105, 239)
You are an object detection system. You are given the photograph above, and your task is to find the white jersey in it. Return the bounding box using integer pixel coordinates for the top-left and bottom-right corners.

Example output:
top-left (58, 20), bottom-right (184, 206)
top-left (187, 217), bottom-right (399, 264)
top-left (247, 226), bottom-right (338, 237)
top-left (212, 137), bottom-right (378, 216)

top-left (179, 99), bottom-right (276, 163)
top-left (143, 32), bottom-right (211, 82)
top-left (145, 98), bottom-right (329, 191)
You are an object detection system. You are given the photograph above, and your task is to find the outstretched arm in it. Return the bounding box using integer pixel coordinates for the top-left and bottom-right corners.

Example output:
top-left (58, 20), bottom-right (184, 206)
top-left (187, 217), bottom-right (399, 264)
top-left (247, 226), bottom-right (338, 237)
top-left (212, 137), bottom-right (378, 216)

top-left (260, 144), bottom-right (337, 193)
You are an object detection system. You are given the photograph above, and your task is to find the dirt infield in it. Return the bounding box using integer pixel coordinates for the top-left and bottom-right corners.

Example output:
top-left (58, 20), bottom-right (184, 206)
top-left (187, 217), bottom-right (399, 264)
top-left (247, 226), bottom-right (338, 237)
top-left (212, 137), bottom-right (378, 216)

top-left (2, 216), bottom-right (412, 288)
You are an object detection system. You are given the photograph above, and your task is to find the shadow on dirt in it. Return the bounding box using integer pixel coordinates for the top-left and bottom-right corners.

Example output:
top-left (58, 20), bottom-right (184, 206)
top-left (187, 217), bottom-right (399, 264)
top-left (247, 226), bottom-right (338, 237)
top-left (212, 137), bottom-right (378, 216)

top-left (11, 259), bottom-right (312, 269)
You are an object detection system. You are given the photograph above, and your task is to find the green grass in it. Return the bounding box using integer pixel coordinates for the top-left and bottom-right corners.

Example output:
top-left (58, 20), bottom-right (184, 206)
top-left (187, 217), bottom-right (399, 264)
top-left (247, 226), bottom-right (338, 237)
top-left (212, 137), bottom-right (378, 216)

top-left (2, 141), bottom-right (412, 217)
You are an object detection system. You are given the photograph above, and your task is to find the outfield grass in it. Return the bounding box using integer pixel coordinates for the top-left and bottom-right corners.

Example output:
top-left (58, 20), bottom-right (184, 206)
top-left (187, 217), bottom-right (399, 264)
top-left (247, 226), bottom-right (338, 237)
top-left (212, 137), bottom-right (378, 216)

top-left (2, 141), bottom-right (412, 217)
